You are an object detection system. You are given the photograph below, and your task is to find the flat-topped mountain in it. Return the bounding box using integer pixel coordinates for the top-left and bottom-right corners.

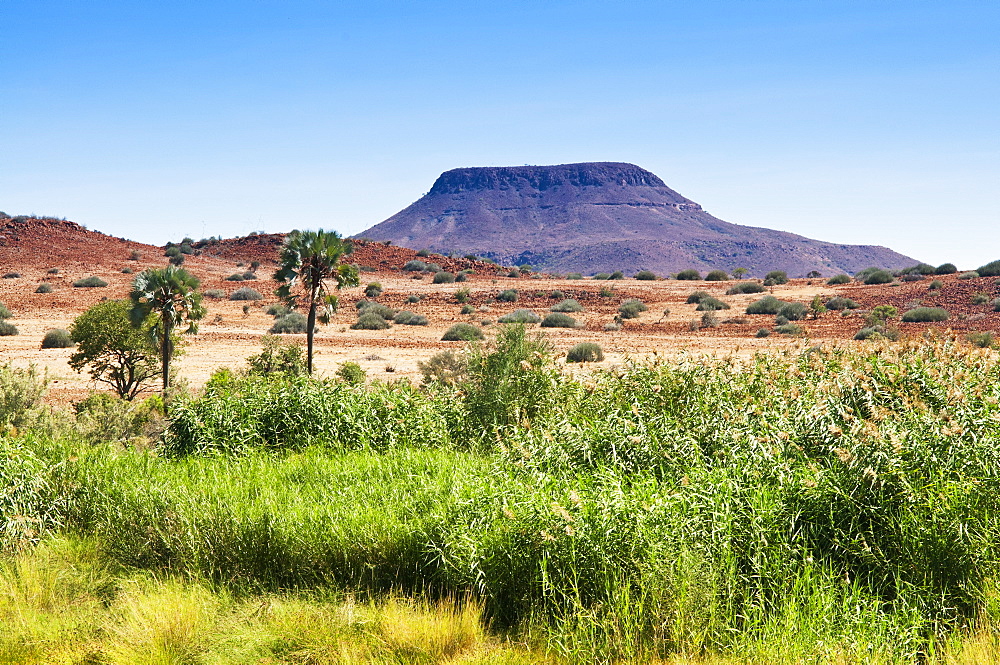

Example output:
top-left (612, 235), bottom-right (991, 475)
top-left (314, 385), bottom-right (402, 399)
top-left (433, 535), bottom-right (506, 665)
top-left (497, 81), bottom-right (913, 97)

top-left (359, 162), bottom-right (916, 276)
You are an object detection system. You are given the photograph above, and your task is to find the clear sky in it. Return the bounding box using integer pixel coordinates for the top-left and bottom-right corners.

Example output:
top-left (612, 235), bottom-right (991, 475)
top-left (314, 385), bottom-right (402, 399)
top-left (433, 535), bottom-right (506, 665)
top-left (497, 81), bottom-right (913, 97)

top-left (2, 1), bottom-right (997, 268)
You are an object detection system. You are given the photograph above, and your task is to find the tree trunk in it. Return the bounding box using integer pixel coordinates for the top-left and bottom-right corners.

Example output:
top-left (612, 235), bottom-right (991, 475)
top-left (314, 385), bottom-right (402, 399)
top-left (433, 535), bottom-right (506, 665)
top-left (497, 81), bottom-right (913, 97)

top-left (306, 301), bottom-right (317, 374)
top-left (162, 315), bottom-right (173, 392)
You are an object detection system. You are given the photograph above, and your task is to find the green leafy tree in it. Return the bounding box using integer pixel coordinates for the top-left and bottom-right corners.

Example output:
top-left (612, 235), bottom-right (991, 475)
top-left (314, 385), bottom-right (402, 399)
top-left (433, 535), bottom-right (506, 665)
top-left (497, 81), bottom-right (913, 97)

top-left (273, 229), bottom-right (360, 373)
top-left (129, 266), bottom-right (205, 396)
top-left (732, 267), bottom-right (749, 279)
top-left (69, 300), bottom-right (161, 400)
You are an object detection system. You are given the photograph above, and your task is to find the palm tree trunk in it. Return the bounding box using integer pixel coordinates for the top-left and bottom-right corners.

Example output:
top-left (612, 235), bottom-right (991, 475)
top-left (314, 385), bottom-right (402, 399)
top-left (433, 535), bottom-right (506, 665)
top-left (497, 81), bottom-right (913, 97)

top-left (306, 302), bottom-right (317, 374)
top-left (162, 315), bottom-right (172, 392)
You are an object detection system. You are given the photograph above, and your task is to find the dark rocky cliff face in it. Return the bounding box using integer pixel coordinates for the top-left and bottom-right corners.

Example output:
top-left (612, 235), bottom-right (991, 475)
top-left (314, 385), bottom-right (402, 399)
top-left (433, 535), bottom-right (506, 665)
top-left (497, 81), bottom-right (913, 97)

top-left (359, 162), bottom-right (917, 276)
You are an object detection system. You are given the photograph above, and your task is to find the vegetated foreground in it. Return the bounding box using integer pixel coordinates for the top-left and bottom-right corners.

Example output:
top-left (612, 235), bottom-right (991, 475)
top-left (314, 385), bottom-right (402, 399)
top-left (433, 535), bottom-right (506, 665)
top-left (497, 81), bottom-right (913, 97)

top-left (5, 326), bottom-right (1000, 663)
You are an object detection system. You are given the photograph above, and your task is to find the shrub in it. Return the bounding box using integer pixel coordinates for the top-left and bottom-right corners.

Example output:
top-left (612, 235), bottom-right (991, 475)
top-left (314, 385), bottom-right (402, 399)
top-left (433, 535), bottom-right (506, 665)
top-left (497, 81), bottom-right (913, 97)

top-left (454, 288), bottom-right (471, 303)
top-left (269, 312), bottom-right (309, 334)
top-left (775, 323), bottom-right (805, 336)
top-left (604, 322), bottom-right (621, 331)
top-left (854, 325), bottom-right (900, 341)
top-left (686, 290), bottom-right (711, 304)
top-left (696, 297), bottom-right (730, 311)
top-left (566, 273), bottom-right (582, 280)
top-left (225, 273), bottom-right (245, 281)
top-left (406, 294), bottom-right (421, 304)
top-left (593, 273), bottom-right (611, 280)
top-left (41, 328), bottom-right (73, 349)
top-left (755, 328), bottom-right (770, 338)
top-left (726, 282), bottom-right (765, 295)
top-left (121, 267), bottom-right (133, 274)
top-left (416, 248), bottom-right (431, 257)
top-left (634, 270), bottom-right (656, 280)
top-left (976, 260), bottom-right (1000, 277)
top-left (746, 295), bottom-right (786, 315)
top-left (164, 246), bottom-right (181, 258)
top-left (549, 290), bottom-right (564, 299)
top-left (46, 268), bottom-right (59, 274)
top-left (958, 271), bottom-right (979, 280)
top-left (418, 350), bottom-right (467, 386)
top-left (609, 271), bottom-right (624, 280)
top-left (902, 307), bottom-right (949, 322)
top-left (332, 361), bottom-right (365, 385)
top-left (0, 302), bottom-right (11, 320)
top-left (433, 271), bottom-right (456, 284)
top-left (675, 269), bottom-right (700, 280)
top-left (266, 303), bottom-right (292, 317)
top-left (861, 270), bottom-right (893, 285)
top-left (498, 309), bottom-right (541, 324)
top-left (2, 272), bottom-right (21, 279)
top-left (971, 293), bottom-right (990, 305)
top-left (777, 302), bottom-right (809, 321)
top-left (403, 260), bottom-right (427, 272)
top-left (936, 263), bottom-right (958, 275)
top-left (352, 312), bottom-right (390, 330)
top-left (229, 287), bottom-right (263, 301)
top-left (129, 249), bottom-right (142, 261)
top-left (424, 263), bottom-right (442, 273)
top-left (244, 335), bottom-right (306, 377)
top-left (928, 280), bottom-right (943, 290)
top-left (967, 332), bottom-right (997, 349)
top-left (599, 286), bottom-right (614, 298)
top-left (701, 311), bottom-right (720, 328)
top-left (73, 276), bottom-right (108, 288)
top-left (540, 313), bottom-right (578, 328)
top-left (901, 273), bottom-right (924, 282)
top-left (34, 283), bottom-right (53, 294)
top-left (764, 270), bottom-right (789, 285)
top-left (551, 299), bottom-right (583, 313)
top-left (618, 299), bottom-right (648, 318)
top-left (567, 342), bottom-right (604, 362)
top-left (363, 282), bottom-right (383, 298)
top-left (827, 274), bottom-right (851, 285)
top-left (497, 289), bottom-right (518, 302)
top-left (994, 298), bottom-right (1000, 312)
top-left (705, 269), bottom-right (729, 281)
top-left (393, 311), bottom-right (429, 325)
top-left (442, 323), bottom-right (484, 341)
top-left (825, 296), bottom-right (859, 310)
top-left (169, 254), bottom-right (186, 266)
top-left (0, 321), bottom-right (19, 336)
top-left (460, 304), bottom-right (475, 314)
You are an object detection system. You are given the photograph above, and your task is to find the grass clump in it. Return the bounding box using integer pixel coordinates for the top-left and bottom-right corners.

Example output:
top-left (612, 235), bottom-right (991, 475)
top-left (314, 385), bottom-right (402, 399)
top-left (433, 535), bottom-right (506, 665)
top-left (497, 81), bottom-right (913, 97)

top-left (460, 304), bottom-right (475, 315)
top-left (675, 268), bottom-right (700, 280)
top-left (746, 295), bottom-right (786, 315)
top-left (566, 342), bottom-right (604, 362)
top-left (618, 299), bottom-right (648, 319)
top-left (496, 289), bottom-right (518, 302)
top-left (775, 322), bottom-right (805, 335)
top-left (726, 281), bottom-right (765, 295)
top-left (269, 312), bottom-right (309, 334)
top-left (34, 283), bottom-right (54, 294)
top-left (364, 282), bottom-right (383, 298)
top-left (551, 299), bottom-right (583, 313)
top-left (441, 323), bottom-right (484, 341)
top-left (393, 311), bottom-right (429, 326)
top-left (695, 296), bottom-right (730, 311)
top-left (929, 280), bottom-right (943, 290)
top-left (958, 271), bottom-right (980, 280)
top-left (41, 328), bottom-right (74, 349)
top-left (971, 293), bottom-right (990, 305)
top-left (901, 307), bottom-right (950, 322)
top-left (72, 276), bottom-right (108, 288)
top-left (403, 260), bottom-right (427, 272)
top-left (540, 313), bottom-right (578, 328)
top-left (229, 287), bottom-right (263, 301)
top-left (498, 309), bottom-right (541, 324)
top-left (433, 271), bottom-right (455, 284)
top-left (825, 296), bottom-right (859, 310)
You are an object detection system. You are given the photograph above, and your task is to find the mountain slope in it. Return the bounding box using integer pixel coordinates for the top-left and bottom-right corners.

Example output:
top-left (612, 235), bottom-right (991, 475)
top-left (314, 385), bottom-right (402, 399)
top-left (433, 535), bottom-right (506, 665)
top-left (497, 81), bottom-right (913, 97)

top-left (358, 162), bottom-right (916, 276)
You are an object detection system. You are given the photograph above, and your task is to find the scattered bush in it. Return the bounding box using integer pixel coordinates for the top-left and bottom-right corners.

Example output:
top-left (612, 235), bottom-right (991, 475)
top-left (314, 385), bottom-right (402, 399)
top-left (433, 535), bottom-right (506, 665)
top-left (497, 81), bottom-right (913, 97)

top-left (416, 249), bottom-right (431, 257)
top-left (686, 291), bottom-right (711, 304)
top-left (958, 271), bottom-right (980, 280)
top-left (993, 298), bottom-right (1000, 312)
top-left (825, 296), bottom-right (859, 310)
top-left (0, 321), bottom-right (18, 336)
top-left (967, 332), bottom-right (997, 349)
top-left (358, 302), bottom-right (397, 320)
top-left (935, 263), bottom-right (958, 275)
top-left (854, 325), bottom-right (900, 341)
top-left (46, 268), bottom-right (59, 274)
top-left (551, 299), bottom-right (583, 313)
top-left (827, 274), bottom-right (851, 285)
top-left (755, 328), bottom-right (770, 338)
top-left (169, 254), bottom-right (186, 266)
top-left (746, 295), bottom-right (786, 315)
top-left (424, 263), bottom-right (442, 273)
top-left (433, 271), bottom-right (456, 284)
top-left (700, 311), bottom-right (720, 328)
top-left (764, 270), bottom-right (789, 285)
top-left (863, 270), bottom-right (894, 285)
top-left (498, 309), bottom-right (541, 324)
top-left (726, 282), bottom-right (765, 295)
top-left (566, 342), bottom-right (604, 362)
top-left (675, 269), bottom-right (700, 280)
top-left (928, 280), bottom-right (943, 290)
top-left (775, 323), bottom-right (805, 336)
top-left (497, 289), bottom-right (518, 302)
top-left (203, 289), bottom-right (225, 299)
top-left (41, 328), bottom-right (73, 349)
top-left (121, 267), bottom-right (133, 274)
top-left (403, 260), bottom-right (427, 272)
top-left (2, 272), bottom-right (21, 279)
top-left (164, 246), bottom-right (182, 258)
top-left (593, 273), bottom-right (611, 280)
top-left (266, 303), bottom-right (292, 318)
top-left (269, 312), bottom-right (309, 334)
top-left (777, 302), bottom-right (809, 321)
top-left (393, 311), bottom-right (429, 325)
top-left (229, 287), bottom-right (263, 301)
top-left (418, 350), bottom-right (467, 386)
top-left (696, 297), bottom-right (730, 311)
top-left (34, 283), bottom-right (53, 294)
top-left (441, 323), bottom-right (484, 341)
top-left (454, 288), bottom-right (471, 303)
top-left (598, 286), bottom-right (614, 298)
top-left (336, 361), bottom-right (366, 384)
top-left (129, 250), bottom-right (142, 261)
top-left (634, 270), bottom-right (656, 280)
top-left (618, 299), bottom-right (648, 319)
top-left (566, 273), bottom-right (582, 280)
top-left (549, 290), bottom-right (564, 299)
top-left (705, 269), bottom-right (729, 281)
top-left (901, 273), bottom-right (924, 282)
top-left (225, 273), bottom-right (245, 281)
top-left (364, 283), bottom-right (383, 297)
top-left (609, 271), bottom-right (624, 280)
top-left (971, 293), bottom-right (990, 305)
top-left (976, 260), bottom-right (1000, 277)
top-left (352, 312), bottom-right (391, 330)
top-left (902, 307), bottom-right (950, 322)
top-left (604, 322), bottom-right (621, 331)
top-left (73, 276), bottom-right (108, 288)
top-left (460, 304), bottom-right (475, 315)
top-left (540, 313), bottom-right (578, 328)
top-left (246, 335), bottom-right (306, 377)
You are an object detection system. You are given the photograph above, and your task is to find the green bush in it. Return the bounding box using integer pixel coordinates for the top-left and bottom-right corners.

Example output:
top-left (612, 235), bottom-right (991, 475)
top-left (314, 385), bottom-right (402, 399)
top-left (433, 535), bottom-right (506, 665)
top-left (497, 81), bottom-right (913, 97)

top-left (854, 325), bottom-right (900, 341)
top-left (825, 296), bottom-right (859, 310)
top-left (726, 282), bottom-right (765, 295)
top-left (777, 302), bottom-right (809, 321)
top-left (976, 260), bottom-right (1000, 277)
top-left (266, 303), bottom-right (292, 318)
top-left (764, 270), bottom-right (789, 285)
top-left (418, 350), bottom-right (467, 386)
top-left (393, 311), bottom-right (428, 325)
top-left (0, 302), bottom-right (12, 320)
top-left (993, 298), bottom-right (1000, 312)
top-left (695, 297), bottom-right (730, 311)
top-left (958, 271), bottom-right (979, 280)
top-left (902, 307), bottom-right (949, 322)
top-left (634, 270), bottom-right (656, 280)
top-left (407, 294), bottom-right (421, 304)
top-left (269, 312), bottom-right (309, 334)
top-left (460, 304), bottom-right (475, 315)
top-left (686, 290), bottom-right (711, 304)
top-left (403, 260), bottom-right (427, 272)
top-left (540, 313), bottom-right (578, 328)
top-left (0, 362), bottom-right (47, 427)
top-left (936, 263), bottom-right (958, 275)
top-left (551, 299), bottom-right (583, 313)
top-left (755, 328), bottom-right (770, 337)
top-left (41, 328), bottom-right (74, 349)
top-left (0, 321), bottom-right (18, 336)
top-left (566, 273), bottom-right (582, 280)
top-left (566, 342), bottom-right (604, 362)
top-left (675, 269), bottom-right (700, 280)
top-left (358, 302), bottom-right (396, 320)
top-left (705, 269), bottom-right (729, 281)
top-left (966, 332), bottom-right (996, 349)
top-left (618, 299), bottom-right (648, 319)
top-left (73, 276), bottom-right (108, 288)
top-left (34, 283), bottom-right (54, 294)
top-left (928, 280), bottom-right (943, 290)
top-left (609, 271), bottom-right (624, 280)
top-left (700, 311), bottom-right (720, 328)
top-left (593, 273), bottom-right (611, 280)
top-left (246, 335), bottom-right (306, 377)
top-left (229, 287), bottom-right (263, 301)
top-left (225, 273), bottom-right (245, 282)
top-left (497, 290), bottom-right (518, 302)
top-left (442, 323), bottom-right (484, 341)
top-left (549, 290), bottom-right (564, 299)
top-left (827, 274), bottom-right (851, 285)
top-left (971, 293), bottom-right (990, 305)
top-left (164, 246), bottom-right (182, 258)
top-left (863, 270), bottom-right (894, 285)
top-left (775, 323), bottom-right (805, 336)
top-left (746, 295), bottom-right (786, 315)
top-left (498, 309), bottom-right (541, 324)
top-left (364, 282), bottom-right (383, 297)
top-left (336, 362), bottom-right (366, 385)
top-left (352, 312), bottom-right (391, 330)
top-left (433, 271), bottom-right (455, 284)
top-left (454, 288), bottom-right (470, 303)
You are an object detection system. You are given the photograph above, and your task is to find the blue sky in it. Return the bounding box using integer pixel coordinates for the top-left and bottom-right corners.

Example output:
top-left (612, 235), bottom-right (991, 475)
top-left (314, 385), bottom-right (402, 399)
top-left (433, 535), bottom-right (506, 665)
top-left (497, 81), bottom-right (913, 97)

top-left (2, 1), bottom-right (997, 268)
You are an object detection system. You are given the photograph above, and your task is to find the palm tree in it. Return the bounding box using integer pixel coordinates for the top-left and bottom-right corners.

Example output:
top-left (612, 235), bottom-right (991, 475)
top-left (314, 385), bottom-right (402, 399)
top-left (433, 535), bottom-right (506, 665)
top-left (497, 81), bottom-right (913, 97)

top-left (274, 229), bottom-right (359, 374)
top-left (129, 265), bottom-right (205, 396)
